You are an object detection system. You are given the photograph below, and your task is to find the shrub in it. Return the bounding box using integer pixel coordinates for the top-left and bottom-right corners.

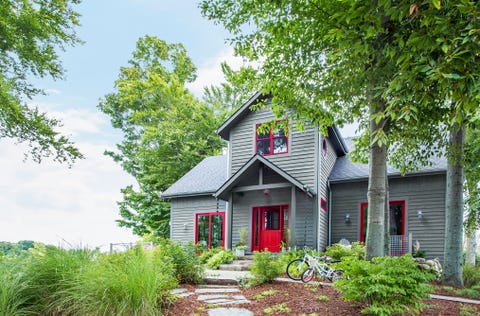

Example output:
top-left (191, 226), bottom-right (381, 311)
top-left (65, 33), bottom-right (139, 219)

top-left (335, 255), bottom-right (435, 315)
top-left (323, 241), bottom-right (365, 260)
top-left (463, 264), bottom-right (480, 288)
top-left (0, 255), bottom-right (33, 315)
top-left (205, 249), bottom-right (236, 269)
top-left (199, 247), bottom-right (223, 264)
top-left (156, 240), bottom-right (204, 283)
top-left (249, 251), bottom-right (282, 285)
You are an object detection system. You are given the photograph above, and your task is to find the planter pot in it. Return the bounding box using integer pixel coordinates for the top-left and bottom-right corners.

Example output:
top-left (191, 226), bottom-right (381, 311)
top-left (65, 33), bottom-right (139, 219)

top-left (235, 248), bottom-right (245, 257)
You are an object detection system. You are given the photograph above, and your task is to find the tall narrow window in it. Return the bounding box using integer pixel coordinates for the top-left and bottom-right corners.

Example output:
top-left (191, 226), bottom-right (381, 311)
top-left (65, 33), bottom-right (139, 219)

top-left (359, 201), bottom-right (405, 242)
top-left (195, 212), bottom-right (225, 251)
top-left (256, 121), bottom-right (288, 155)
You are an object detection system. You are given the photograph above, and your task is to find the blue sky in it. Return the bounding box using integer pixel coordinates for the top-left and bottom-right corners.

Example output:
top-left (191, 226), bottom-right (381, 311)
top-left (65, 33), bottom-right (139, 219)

top-left (0, 0), bottom-right (357, 250)
top-left (0, 0), bottom-right (239, 250)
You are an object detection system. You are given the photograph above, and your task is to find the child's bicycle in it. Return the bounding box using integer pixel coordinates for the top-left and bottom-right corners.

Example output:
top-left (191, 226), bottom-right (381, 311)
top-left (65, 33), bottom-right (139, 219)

top-left (301, 255), bottom-right (344, 283)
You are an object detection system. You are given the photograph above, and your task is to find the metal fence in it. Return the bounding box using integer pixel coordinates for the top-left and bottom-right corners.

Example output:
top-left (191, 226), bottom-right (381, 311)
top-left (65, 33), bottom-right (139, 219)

top-left (389, 233), bottom-right (412, 256)
top-left (109, 242), bottom-right (154, 253)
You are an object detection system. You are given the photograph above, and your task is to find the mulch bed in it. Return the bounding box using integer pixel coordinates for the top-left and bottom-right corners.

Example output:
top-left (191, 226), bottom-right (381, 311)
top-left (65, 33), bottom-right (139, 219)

top-left (166, 281), bottom-right (480, 315)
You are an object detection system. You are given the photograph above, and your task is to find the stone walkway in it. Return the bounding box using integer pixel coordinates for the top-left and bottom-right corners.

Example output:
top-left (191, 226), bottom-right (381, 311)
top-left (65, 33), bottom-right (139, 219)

top-left (171, 285), bottom-right (252, 316)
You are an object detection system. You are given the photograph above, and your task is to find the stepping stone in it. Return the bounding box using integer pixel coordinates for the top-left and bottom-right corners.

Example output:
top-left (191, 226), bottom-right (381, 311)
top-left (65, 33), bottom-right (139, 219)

top-left (208, 307), bottom-right (253, 316)
top-left (198, 294), bottom-right (229, 301)
top-left (196, 288), bottom-right (240, 293)
top-left (170, 288), bottom-right (194, 298)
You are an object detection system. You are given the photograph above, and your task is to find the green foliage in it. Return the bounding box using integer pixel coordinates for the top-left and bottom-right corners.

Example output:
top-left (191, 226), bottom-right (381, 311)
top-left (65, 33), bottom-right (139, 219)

top-left (249, 251), bottom-right (282, 286)
top-left (277, 247), bottom-right (314, 272)
top-left (205, 249), bottom-right (236, 270)
top-left (323, 242), bottom-right (365, 261)
top-left (0, 0), bottom-right (83, 164)
top-left (155, 239), bottom-right (204, 283)
top-left (199, 247), bottom-right (223, 264)
top-left (335, 255), bottom-right (435, 316)
top-left (462, 264), bottom-right (480, 289)
top-left (0, 255), bottom-right (34, 315)
top-left (455, 286), bottom-right (480, 300)
top-left (459, 304), bottom-right (478, 316)
top-left (316, 295), bottom-right (330, 302)
top-left (263, 303), bottom-right (291, 314)
top-left (253, 289), bottom-right (278, 300)
top-left (98, 36), bottom-right (228, 239)
top-left (0, 240), bottom-right (35, 256)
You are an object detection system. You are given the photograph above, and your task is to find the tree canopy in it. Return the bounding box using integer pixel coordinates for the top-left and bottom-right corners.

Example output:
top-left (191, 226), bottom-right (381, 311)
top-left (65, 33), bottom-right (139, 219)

top-left (0, 0), bottom-right (83, 164)
top-left (98, 36), bottom-right (250, 239)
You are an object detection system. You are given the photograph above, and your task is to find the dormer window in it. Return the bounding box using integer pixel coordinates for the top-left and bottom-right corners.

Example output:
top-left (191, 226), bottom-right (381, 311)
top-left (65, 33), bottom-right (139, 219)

top-left (255, 122), bottom-right (288, 155)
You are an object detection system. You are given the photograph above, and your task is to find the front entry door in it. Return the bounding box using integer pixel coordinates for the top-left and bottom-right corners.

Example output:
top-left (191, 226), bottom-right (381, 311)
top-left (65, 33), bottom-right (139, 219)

top-left (252, 205), bottom-right (286, 252)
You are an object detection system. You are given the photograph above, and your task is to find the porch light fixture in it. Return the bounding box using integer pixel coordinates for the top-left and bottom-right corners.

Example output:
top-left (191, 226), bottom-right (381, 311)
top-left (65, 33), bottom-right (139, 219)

top-left (345, 214), bottom-right (351, 223)
top-left (417, 210), bottom-right (423, 219)
top-left (263, 189), bottom-right (270, 196)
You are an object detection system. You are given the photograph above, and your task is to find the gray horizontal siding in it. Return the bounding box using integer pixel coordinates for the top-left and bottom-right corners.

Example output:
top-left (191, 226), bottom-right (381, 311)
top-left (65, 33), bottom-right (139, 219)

top-left (330, 174), bottom-right (446, 262)
top-left (229, 106), bottom-right (317, 191)
top-left (170, 196), bottom-right (226, 244)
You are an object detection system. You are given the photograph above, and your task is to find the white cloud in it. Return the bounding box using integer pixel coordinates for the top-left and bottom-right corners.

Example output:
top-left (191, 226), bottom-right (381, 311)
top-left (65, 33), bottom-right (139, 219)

top-left (186, 47), bottom-right (245, 97)
top-left (0, 134), bottom-right (138, 250)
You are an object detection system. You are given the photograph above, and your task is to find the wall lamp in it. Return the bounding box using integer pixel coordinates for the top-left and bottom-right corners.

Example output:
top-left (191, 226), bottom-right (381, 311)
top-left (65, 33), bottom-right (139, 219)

top-left (417, 210), bottom-right (423, 219)
top-left (345, 214), bottom-right (351, 223)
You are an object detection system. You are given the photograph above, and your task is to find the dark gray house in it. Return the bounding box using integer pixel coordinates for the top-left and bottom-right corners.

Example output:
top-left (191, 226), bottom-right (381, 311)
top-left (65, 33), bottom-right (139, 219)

top-left (162, 92), bottom-right (447, 260)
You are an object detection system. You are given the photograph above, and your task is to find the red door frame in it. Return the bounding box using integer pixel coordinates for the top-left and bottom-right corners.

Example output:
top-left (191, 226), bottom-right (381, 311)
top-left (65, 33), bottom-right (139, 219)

top-left (359, 200), bottom-right (406, 242)
top-left (251, 204), bottom-right (289, 252)
top-left (195, 212), bottom-right (225, 249)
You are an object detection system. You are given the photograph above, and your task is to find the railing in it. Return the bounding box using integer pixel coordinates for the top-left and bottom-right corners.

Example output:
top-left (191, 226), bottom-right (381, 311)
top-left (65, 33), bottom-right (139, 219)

top-left (109, 242), bottom-right (154, 253)
top-left (389, 233), bottom-right (412, 256)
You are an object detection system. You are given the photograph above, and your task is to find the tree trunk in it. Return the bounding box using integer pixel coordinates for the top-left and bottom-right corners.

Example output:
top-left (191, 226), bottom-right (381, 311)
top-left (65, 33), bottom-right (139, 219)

top-left (465, 230), bottom-right (477, 266)
top-left (442, 125), bottom-right (465, 287)
top-left (365, 103), bottom-right (387, 260)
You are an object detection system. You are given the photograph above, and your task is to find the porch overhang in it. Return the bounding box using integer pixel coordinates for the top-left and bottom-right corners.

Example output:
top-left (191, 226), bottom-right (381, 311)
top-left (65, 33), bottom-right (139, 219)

top-left (214, 154), bottom-right (315, 201)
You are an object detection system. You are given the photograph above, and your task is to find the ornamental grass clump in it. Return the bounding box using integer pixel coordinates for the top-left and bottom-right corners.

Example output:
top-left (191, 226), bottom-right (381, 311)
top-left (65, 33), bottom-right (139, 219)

top-left (334, 255), bottom-right (435, 316)
top-left (0, 254), bottom-right (34, 316)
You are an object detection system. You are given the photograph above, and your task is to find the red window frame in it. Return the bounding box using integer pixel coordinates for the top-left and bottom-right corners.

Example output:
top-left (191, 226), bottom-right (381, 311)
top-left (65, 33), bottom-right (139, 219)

top-left (255, 121), bottom-right (288, 156)
top-left (195, 212), bottom-right (225, 249)
top-left (320, 197), bottom-right (328, 212)
top-left (359, 200), bottom-right (406, 242)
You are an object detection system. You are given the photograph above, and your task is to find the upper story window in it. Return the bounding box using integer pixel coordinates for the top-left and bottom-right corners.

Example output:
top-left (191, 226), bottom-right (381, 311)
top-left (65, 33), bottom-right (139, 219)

top-left (255, 122), bottom-right (288, 155)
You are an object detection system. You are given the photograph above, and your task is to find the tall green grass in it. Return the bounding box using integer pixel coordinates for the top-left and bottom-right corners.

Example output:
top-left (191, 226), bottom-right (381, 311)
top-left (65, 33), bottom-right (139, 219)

top-left (0, 240), bottom-right (203, 315)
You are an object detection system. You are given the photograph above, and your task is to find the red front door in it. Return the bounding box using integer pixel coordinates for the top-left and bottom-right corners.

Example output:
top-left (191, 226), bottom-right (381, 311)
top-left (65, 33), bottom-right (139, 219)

top-left (252, 205), bottom-right (287, 252)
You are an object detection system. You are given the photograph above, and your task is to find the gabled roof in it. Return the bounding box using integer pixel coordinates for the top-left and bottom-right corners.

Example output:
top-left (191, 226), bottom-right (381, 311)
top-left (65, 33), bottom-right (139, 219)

top-left (217, 91), bottom-right (348, 157)
top-left (161, 155), bottom-right (227, 199)
top-left (215, 154), bottom-right (314, 201)
top-left (329, 138), bottom-right (448, 183)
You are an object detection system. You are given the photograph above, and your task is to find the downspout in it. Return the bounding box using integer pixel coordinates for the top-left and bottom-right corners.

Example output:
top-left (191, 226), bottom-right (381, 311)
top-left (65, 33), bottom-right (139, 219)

top-left (327, 180), bottom-right (332, 246)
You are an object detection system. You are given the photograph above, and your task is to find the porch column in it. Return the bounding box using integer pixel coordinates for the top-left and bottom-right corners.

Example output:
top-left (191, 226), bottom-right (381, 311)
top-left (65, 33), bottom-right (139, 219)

top-left (225, 193), bottom-right (233, 249)
top-left (289, 185), bottom-right (297, 247)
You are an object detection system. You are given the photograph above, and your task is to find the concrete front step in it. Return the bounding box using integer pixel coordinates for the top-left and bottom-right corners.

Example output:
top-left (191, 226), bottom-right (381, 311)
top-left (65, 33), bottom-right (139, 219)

top-left (219, 259), bottom-right (253, 271)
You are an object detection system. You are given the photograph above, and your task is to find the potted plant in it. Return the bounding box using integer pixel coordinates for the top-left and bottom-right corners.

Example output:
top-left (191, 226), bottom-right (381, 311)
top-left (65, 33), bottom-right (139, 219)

top-left (235, 227), bottom-right (247, 256)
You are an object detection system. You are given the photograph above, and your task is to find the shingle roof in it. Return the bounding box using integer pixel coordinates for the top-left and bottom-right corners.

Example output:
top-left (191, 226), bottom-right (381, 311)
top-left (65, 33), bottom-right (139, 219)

top-left (329, 138), bottom-right (448, 182)
top-left (161, 155), bottom-right (227, 198)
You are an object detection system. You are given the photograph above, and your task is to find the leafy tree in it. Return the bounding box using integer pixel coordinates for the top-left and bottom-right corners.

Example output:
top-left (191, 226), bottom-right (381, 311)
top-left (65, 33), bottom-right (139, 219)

top-left (0, 0), bottom-right (83, 164)
top-left (99, 36), bottom-right (227, 238)
top-left (201, 0), bottom-right (479, 284)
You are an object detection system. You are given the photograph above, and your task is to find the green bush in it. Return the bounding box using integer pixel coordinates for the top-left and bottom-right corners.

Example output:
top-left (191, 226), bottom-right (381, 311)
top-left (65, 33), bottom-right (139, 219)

top-left (249, 251), bottom-right (282, 285)
top-left (323, 241), bottom-right (365, 260)
top-left (0, 255), bottom-right (33, 316)
top-left (463, 264), bottom-right (480, 288)
top-left (156, 239), bottom-right (204, 283)
top-left (199, 246), bottom-right (223, 264)
top-left (205, 249), bottom-right (236, 269)
top-left (335, 255), bottom-right (435, 316)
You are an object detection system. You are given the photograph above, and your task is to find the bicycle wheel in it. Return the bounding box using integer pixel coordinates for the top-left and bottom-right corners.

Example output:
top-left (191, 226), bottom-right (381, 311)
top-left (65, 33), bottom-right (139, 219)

top-left (301, 268), bottom-right (315, 283)
top-left (286, 258), bottom-right (309, 281)
top-left (331, 269), bottom-right (344, 281)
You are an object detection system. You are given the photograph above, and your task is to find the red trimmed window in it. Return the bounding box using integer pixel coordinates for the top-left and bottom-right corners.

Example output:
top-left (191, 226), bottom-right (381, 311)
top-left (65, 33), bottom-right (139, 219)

top-left (360, 200), bottom-right (405, 242)
top-left (195, 212), bottom-right (225, 251)
top-left (255, 122), bottom-right (288, 155)
top-left (320, 197), bottom-right (328, 212)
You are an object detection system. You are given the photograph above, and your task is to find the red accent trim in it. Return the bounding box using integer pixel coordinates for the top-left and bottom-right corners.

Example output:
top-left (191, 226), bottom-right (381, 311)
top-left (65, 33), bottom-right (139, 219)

top-left (255, 121), bottom-right (288, 156)
top-left (320, 197), bottom-right (328, 212)
top-left (195, 212), bottom-right (225, 249)
top-left (359, 200), bottom-right (406, 242)
top-left (322, 138), bottom-right (328, 158)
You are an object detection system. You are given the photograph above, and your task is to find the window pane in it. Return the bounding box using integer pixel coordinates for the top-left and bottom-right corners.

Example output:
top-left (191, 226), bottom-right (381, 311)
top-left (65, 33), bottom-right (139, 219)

top-left (197, 215), bottom-right (209, 250)
top-left (264, 210), bottom-right (280, 230)
top-left (390, 203), bottom-right (403, 235)
top-left (257, 139), bottom-right (271, 155)
top-left (211, 215), bottom-right (223, 248)
top-left (273, 127), bottom-right (285, 137)
top-left (273, 138), bottom-right (287, 154)
top-left (256, 126), bottom-right (270, 139)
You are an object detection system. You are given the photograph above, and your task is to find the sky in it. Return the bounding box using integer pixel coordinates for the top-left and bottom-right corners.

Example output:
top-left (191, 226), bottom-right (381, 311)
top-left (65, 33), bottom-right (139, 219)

top-left (0, 1), bottom-right (357, 251)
